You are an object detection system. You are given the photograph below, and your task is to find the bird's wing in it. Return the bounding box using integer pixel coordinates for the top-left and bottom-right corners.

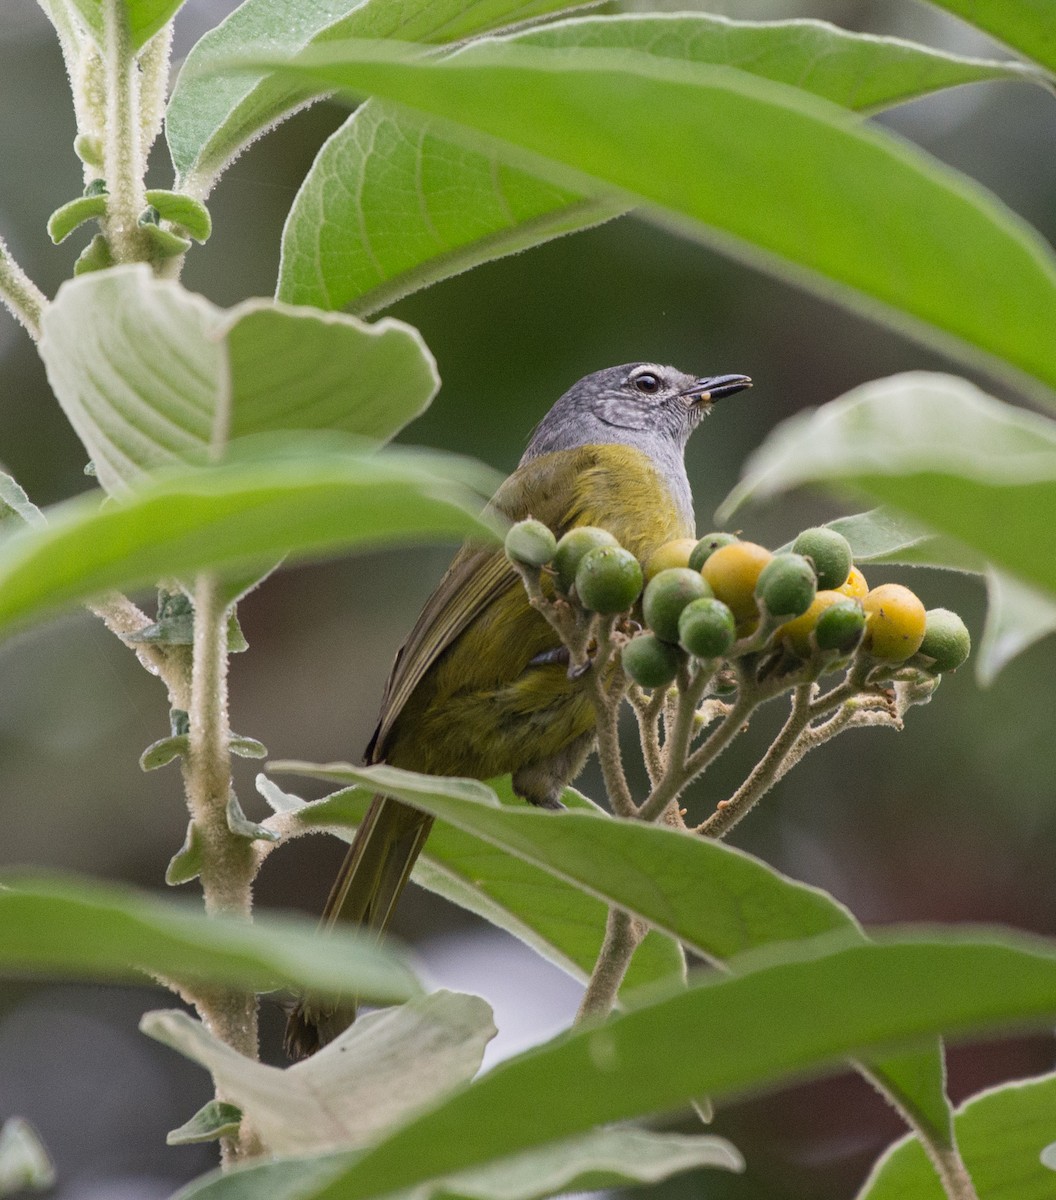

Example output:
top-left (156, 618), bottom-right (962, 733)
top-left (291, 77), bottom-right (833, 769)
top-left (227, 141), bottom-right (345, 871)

top-left (366, 448), bottom-right (596, 762)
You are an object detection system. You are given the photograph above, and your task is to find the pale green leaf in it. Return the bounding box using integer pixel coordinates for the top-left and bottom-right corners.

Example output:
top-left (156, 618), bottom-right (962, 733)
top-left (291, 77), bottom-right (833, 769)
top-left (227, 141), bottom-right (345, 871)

top-left (140, 733), bottom-right (189, 770)
top-left (166, 1100), bottom-right (243, 1146)
top-left (166, 820), bottom-right (203, 886)
top-left (47, 194), bottom-right (107, 244)
top-left (271, 761), bottom-right (953, 1145)
top-left (0, 1119), bottom-right (54, 1196)
top-left (0, 450), bottom-right (495, 640)
top-left (0, 471), bottom-right (44, 533)
top-left (175, 1127), bottom-right (742, 1200)
top-left (143, 991), bottom-right (495, 1154)
top-left (978, 568), bottom-right (1056, 684)
top-left (226, 792), bottom-right (280, 842)
top-left (38, 265), bottom-right (439, 495)
top-left (166, 0), bottom-right (596, 196)
top-left (0, 872), bottom-right (418, 1001)
top-left (229, 39), bottom-right (1056, 398)
top-left (926, 1), bottom-right (1056, 76)
top-left (145, 189), bottom-right (212, 241)
top-left (67, 0), bottom-right (185, 50)
top-left (858, 1071), bottom-right (1056, 1199)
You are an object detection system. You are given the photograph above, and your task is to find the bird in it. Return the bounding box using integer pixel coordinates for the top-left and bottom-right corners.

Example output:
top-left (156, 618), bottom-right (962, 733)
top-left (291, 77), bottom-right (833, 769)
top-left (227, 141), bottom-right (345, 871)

top-left (284, 362), bottom-right (751, 1058)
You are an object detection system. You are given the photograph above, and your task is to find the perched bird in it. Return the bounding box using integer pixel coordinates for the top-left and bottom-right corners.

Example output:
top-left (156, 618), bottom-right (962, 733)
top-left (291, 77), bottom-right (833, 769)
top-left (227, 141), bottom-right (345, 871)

top-left (285, 362), bottom-right (751, 1058)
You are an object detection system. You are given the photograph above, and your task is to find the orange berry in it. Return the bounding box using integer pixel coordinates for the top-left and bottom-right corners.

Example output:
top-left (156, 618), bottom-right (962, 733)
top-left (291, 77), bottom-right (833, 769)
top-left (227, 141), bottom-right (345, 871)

top-left (837, 566), bottom-right (868, 602)
top-left (778, 590), bottom-right (848, 657)
top-left (701, 541), bottom-right (772, 621)
top-left (643, 538), bottom-right (699, 583)
top-left (862, 583), bottom-right (927, 661)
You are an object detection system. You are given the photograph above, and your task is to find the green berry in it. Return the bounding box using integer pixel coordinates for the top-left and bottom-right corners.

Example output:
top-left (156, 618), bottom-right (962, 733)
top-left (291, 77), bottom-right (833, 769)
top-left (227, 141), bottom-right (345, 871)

top-left (553, 526), bottom-right (619, 593)
top-left (678, 598), bottom-right (736, 660)
top-left (575, 546), bottom-right (644, 614)
top-left (688, 532), bottom-right (739, 572)
top-left (622, 633), bottom-right (683, 689)
top-left (756, 553), bottom-right (817, 620)
top-left (813, 598), bottom-right (866, 653)
top-left (918, 608), bottom-right (971, 672)
top-left (505, 519), bottom-right (557, 568)
top-left (642, 567), bottom-right (712, 643)
top-left (792, 527), bottom-right (853, 591)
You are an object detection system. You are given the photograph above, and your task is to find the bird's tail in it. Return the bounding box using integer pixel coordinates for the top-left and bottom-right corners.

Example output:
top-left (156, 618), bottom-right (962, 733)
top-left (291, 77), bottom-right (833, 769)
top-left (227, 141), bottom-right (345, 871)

top-left (283, 795), bottom-right (434, 1059)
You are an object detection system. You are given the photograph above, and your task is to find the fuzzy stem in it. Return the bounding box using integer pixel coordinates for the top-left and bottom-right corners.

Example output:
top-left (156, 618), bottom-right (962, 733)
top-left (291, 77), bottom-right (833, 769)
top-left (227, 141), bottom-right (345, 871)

top-left (628, 685), bottom-right (665, 786)
top-left (89, 592), bottom-right (192, 710)
top-left (698, 684), bottom-right (815, 839)
top-left (585, 618), bottom-right (637, 818)
top-left (0, 237), bottom-right (47, 342)
top-left (576, 907), bottom-right (646, 1023)
top-left (101, 0), bottom-right (150, 262)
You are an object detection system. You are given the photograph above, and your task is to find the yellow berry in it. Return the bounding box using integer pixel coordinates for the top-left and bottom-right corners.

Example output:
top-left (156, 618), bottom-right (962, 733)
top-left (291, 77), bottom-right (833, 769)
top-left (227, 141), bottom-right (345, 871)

top-left (778, 590), bottom-right (848, 658)
top-left (701, 541), bottom-right (773, 621)
top-left (862, 583), bottom-right (927, 661)
top-left (643, 538), bottom-right (699, 582)
top-left (837, 566), bottom-right (869, 602)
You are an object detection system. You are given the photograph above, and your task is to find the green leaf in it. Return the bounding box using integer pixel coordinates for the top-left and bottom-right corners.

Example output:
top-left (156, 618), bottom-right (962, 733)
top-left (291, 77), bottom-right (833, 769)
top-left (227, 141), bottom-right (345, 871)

top-left (197, 931), bottom-right (1056, 1200)
top-left (231, 735), bottom-right (267, 759)
top-left (143, 991), bottom-right (495, 1154)
top-left (226, 792), bottom-right (280, 842)
top-left (0, 1118), bottom-right (54, 1196)
top-left (145, 189), bottom-right (212, 241)
top-left (67, 0), bottom-right (186, 51)
top-left (721, 372), bottom-right (1056, 596)
top-left (140, 221), bottom-right (192, 258)
top-left (926, 1), bottom-right (1056, 76)
top-left (38, 265), bottom-right (439, 495)
top-left (140, 733), bottom-right (189, 770)
top-left (0, 872), bottom-right (418, 1001)
top-left (166, 0), bottom-right (597, 197)
top-left (257, 776), bottom-right (685, 998)
top-left (858, 1071), bottom-right (1056, 1199)
top-left (270, 761), bottom-right (952, 1144)
top-left (0, 471), bottom-right (44, 533)
top-left (166, 820), bottom-right (203, 886)
top-left (821, 508), bottom-right (982, 573)
top-left (978, 568), bottom-right (1056, 684)
top-left (175, 1127), bottom-right (742, 1200)
top-left (277, 14), bottom-right (1031, 314)
top-left (73, 233), bottom-right (114, 275)
top-left (46, 194), bottom-right (107, 244)
top-left (235, 38), bottom-right (1056, 399)
top-left (166, 1100), bottom-right (243, 1146)
top-left (0, 450), bottom-right (495, 640)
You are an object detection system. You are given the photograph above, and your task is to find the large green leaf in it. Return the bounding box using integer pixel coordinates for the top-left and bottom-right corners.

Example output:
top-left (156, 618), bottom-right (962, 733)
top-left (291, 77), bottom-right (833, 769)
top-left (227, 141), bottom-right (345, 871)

top-left (858, 1071), bottom-right (1056, 1199)
top-left (270, 762), bottom-right (953, 1145)
top-left (258, 776), bottom-right (685, 997)
top-left (277, 13), bottom-right (1030, 313)
top-left (211, 931), bottom-right (1056, 1200)
top-left (0, 450), bottom-right (496, 639)
top-left (66, 0), bottom-right (184, 50)
top-left (0, 873), bottom-right (417, 1001)
top-left (174, 1127), bottom-right (742, 1200)
top-left (38, 265), bottom-right (438, 496)
top-left (166, 0), bottom-right (596, 196)
top-left (228, 38), bottom-right (1056, 398)
top-left (927, 1), bottom-right (1056, 76)
top-left (721, 372), bottom-right (1056, 595)
top-left (144, 992), bottom-right (494, 1154)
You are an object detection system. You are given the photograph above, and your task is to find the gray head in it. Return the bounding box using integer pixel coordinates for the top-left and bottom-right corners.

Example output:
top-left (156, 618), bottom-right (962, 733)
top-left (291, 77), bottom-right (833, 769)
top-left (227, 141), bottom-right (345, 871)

top-left (521, 363), bottom-right (751, 525)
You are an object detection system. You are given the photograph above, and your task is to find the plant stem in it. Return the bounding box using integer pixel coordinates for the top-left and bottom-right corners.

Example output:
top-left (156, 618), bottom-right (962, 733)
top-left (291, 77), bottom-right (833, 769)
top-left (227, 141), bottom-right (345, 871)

top-left (576, 907), bottom-right (646, 1022)
top-left (628, 685), bottom-right (665, 786)
top-left (0, 237), bottom-right (47, 341)
top-left (101, 0), bottom-right (150, 262)
top-left (585, 618), bottom-right (637, 818)
top-left (89, 592), bottom-right (193, 710)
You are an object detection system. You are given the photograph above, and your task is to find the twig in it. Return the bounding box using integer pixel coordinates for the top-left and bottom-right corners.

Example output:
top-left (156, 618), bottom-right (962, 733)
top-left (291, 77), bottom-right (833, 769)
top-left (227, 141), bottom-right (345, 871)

top-left (0, 236), bottom-right (47, 342)
top-left (576, 907), bottom-right (646, 1023)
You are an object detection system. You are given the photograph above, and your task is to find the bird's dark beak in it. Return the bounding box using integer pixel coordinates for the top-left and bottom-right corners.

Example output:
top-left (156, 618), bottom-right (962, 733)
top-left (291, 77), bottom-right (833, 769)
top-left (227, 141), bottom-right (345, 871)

top-left (682, 374), bottom-right (753, 405)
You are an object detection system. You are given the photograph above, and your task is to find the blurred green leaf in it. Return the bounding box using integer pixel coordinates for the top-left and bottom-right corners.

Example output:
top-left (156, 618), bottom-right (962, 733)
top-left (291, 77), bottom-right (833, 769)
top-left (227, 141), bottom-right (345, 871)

top-left (0, 1119), bottom-right (54, 1196)
top-left (226, 793), bottom-right (279, 842)
top-left (858, 1071), bottom-right (1056, 1199)
top-left (39, 265), bottom-right (439, 495)
top-left (926, 1), bottom-right (1056, 75)
top-left (219, 931), bottom-right (1056, 1200)
top-left (277, 13), bottom-right (1030, 313)
top-left (822, 508), bottom-right (982, 573)
top-left (66, 0), bottom-right (185, 50)
top-left (270, 761), bottom-right (953, 1144)
top-left (721, 372), bottom-right (1056, 595)
top-left (0, 471), bottom-right (44, 533)
top-left (977, 569), bottom-right (1056, 684)
top-left (0, 872), bottom-right (418, 1001)
top-left (229, 39), bottom-right (1056, 398)
top-left (257, 775), bottom-right (685, 998)
top-left (143, 991), bottom-right (494, 1154)
top-left (166, 0), bottom-right (596, 196)
top-left (175, 1126), bottom-right (742, 1200)
top-left (0, 450), bottom-right (496, 639)
top-left (166, 1100), bottom-right (243, 1146)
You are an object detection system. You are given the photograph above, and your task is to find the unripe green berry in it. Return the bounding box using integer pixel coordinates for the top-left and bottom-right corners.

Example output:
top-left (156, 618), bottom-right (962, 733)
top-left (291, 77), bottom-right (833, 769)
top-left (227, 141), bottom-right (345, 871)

top-left (622, 633), bottom-right (683, 689)
top-left (575, 546), bottom-right (643, 614)
top-left (792, 527), bottom-right (853, 591)
top-left (553, 526), bottom-right (619, 593)
top-left (642, 567), bottom-right (712, 643)
top-left (813, 598), bottom-right (866, 653)
top-left (756, 553), bottom-right (817, 620)
top-left (505, 519), bottom-right (557, 568)
top-left (678, 597), bottom-right (736, 660)
top-left (688, 532), bottom-right (739, 572)
top-left (918, 608), bottom-right (971, 672)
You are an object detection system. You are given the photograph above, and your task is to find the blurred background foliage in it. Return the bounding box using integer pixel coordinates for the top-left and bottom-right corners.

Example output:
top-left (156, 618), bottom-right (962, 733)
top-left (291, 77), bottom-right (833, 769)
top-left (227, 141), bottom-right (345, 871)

top-left (2, 0), bottom-right (1055, 1197)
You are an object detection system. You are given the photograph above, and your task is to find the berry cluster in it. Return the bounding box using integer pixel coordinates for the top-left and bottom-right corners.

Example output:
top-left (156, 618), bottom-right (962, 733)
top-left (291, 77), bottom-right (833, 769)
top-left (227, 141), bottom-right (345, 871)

top-left (505, 520), bottom-right (970, 691)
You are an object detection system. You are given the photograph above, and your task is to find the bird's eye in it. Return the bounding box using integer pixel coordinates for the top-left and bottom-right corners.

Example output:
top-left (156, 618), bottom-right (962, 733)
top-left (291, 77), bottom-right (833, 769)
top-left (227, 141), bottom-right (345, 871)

top-left (633, 372), bottom-right (661, 395)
